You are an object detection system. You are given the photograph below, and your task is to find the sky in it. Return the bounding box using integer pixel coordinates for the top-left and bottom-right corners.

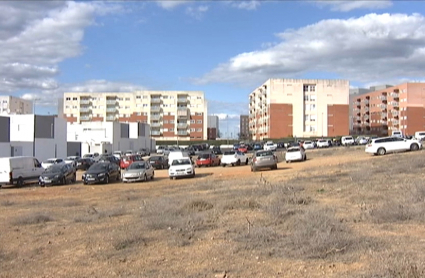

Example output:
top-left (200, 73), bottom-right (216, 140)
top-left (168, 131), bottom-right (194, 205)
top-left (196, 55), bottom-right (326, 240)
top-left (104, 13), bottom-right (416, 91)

top-left (1, 0), bottom-right (425, 139)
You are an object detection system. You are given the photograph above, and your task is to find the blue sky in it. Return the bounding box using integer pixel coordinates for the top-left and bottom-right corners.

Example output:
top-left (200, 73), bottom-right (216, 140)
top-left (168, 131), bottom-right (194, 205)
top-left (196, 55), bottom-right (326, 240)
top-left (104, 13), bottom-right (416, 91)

top-left (1, 1), bottom-right (425, 138)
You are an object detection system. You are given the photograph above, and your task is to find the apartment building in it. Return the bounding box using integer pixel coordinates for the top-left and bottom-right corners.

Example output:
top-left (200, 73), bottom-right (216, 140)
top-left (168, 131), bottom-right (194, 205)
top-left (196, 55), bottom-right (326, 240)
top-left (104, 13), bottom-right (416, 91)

top-left (239, 115), bottom-right (249, 139)
top-left (0, 96), bottom-right (33, 115)
top-left (63, 91), bottom-right (208, 141)
top-left (249, 79), bottom-right (349, 140)
top-left (207, 115), bottom-right (220, 137)
top-left (350, 82), bottom-right (425, 136)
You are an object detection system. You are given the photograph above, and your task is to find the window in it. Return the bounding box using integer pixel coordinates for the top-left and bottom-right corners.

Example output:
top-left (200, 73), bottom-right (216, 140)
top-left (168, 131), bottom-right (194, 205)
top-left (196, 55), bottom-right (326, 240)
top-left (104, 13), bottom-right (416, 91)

top-left (197, 96), bottom-right (202, 99)
top-left (190, 128), bottom-right (195, 132)
top-left (196, 128), bottom-right (202, 132)
top-left (164, 120), bottom-right (168, 124)
top-left (125, 106), bottom-right (130, 109)
top-left (136, 112), bottom-right (141, 116)
top-left (196, 120), bottom-right (202, 124)
top-left (163, 95), bottom-right (169, 99)
top-left (195, 112), bottom-right (202, 116)
top-left (65, 97), bottom-right (71, 101)
top-left (118, 97), bottom-right (123, 101)
top-left (143, 104), bottom-right (148, 107)
top-left (170, 96), bottom-right (175, 99)
top-left (125, 98), bottom-right (130, 101)
top-left (136, 96), bottom-right (141, 99)
top-left (170, 120), bottom-right (175, 124)
top-left (169, 128), bottom-right (174, 132)
top-left (190, 120), bottom-right (195, 124)
top-left (143, 112), bottom-right (147, 116)
top-left (143, 96), bottom-right (148, 99)
top-left (163, 128), bottom-right (168, 132)
top-left (72, 97), bottom-right (77, 101)
top-left (72, 106), bottom-right (77, 109)
top-left (65, 105), bottom-right (70, 109)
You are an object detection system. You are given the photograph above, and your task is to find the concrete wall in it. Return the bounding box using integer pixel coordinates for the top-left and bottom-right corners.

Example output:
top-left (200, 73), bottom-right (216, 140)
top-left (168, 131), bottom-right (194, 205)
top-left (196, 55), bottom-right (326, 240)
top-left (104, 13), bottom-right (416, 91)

top-left (67, 142), bottom-right (82, 157)
top-left (9, 115), bottom-right (34, 142)
top-left (0, 117), bottom-right (10, 143)
top-left (0, 143), bottom-right (12, 157)
top-left (9, 142), bottom-right (33, 158)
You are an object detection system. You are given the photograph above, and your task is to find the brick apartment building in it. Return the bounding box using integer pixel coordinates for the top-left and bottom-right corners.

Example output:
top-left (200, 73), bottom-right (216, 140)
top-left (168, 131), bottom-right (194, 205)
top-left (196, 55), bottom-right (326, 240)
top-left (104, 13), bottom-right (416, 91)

top-left (249, 79), bottom-right (349, 140)
top-left (239, 115), bottom-right (249, 139)
top-left (63, 91), bottom-right (208, 141)
top-left (350, 82), bottom-right (425, 136)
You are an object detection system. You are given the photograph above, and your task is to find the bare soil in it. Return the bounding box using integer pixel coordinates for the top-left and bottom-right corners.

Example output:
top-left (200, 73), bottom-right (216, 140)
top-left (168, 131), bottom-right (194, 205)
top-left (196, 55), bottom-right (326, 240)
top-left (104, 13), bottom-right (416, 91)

top-left (1, 146), bottom-right (425, 278)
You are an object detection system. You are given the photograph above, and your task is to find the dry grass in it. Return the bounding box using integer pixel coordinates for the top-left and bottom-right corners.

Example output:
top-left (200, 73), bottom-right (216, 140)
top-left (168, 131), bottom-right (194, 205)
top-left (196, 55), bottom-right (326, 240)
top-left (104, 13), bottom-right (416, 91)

top-left (1, 148), bottom-right (425, 277)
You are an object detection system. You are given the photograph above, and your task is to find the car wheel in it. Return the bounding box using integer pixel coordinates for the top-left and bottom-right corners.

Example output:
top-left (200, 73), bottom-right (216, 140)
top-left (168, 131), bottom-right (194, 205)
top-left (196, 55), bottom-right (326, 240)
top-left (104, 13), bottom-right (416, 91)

top-left (72, 174), bottom-right (77, 183)
top-left (17, 177), bottom-right (24, 188)
top-left (222, 164), bottom-right (226, 167)
top-left (274, 164), bottom-right (278, 170)
top-left (245, 159), bottom-right (249, 165)
top-left (237, 160), bottom-right (241, 166)
top-left (410, 143), bottom-right (419, 151)
top-left (143, 174), bottom-right (147, 182)
top-left (83, 181), bottom-right (88, 185)
top-left (231, 163), bottom-right (234, 167)
top-left (62, 177), bottom-right (66, 185)
top-left (304, 155), bottom-right (307, 161)
top-left (105, 175), bottom-right (109, 184)
top-left (151, 171), bottom-right (154, 180)
top-left (377, 148), bottom-right (386, 155)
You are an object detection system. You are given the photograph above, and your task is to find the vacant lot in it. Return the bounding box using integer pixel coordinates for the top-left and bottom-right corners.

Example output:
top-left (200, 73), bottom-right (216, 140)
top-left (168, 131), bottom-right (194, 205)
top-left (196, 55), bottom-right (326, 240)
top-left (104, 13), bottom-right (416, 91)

top-left (1, 147), bottom-right (425, 277)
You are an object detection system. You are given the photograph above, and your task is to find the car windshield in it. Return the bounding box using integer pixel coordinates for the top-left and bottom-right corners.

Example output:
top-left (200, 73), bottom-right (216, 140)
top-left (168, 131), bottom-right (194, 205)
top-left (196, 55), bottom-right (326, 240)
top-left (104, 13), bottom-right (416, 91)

top-left (83, 154), bottom-right (93, 158)
top-left (89, 163), bottom-right (109, 171)
top-left (44, 159), bottom-right (57, 164)
top-left (287, 148), bottom-right (300, 152)
top-left (172, 159), bottom-right (191, 166)
top-left (149, 156), bottom-right (161, 161)
top-left (318, 140), bottom-right (326, 143)
top-left (345, 137), bottom-right (353, 140)
top-left (224, 151), bottom-right (235, 155)
top-left (256, 151), bottom-right (273, 157)
top-left (199, 154), bottom-right (210, 159)
top-left (128, 162), bottom-right (145, 170)
top-left (44, 165), bottom-right (63, 173)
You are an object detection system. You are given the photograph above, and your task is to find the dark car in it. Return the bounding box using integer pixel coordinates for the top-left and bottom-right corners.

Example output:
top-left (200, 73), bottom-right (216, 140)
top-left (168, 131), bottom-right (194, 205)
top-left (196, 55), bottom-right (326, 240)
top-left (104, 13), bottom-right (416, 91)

top-left (211, 146), bottom-right (222, 155)
top-left (76, 158), bottom-right (94, 170)
top-left (137, 148), bottom-right (151, 157)
top-left (82, 162), bottom-right (121, 185)
top-left (39, 164), bottom-right (76, 187)
top-left (98, 155), bottom-right (121, 166)
top-left (148, 155), bottom-right (169, 169)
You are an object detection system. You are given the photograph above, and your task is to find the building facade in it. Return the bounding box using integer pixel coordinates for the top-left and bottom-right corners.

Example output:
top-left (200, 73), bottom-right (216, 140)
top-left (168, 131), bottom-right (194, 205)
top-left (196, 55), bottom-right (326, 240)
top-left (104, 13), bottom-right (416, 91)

top-left (207, 115), bottom-right (220, 137)
top-left (350, 82), bottom-right (425, 136)
top-left (66, 122), bottom-right (155, 156)
top-left (63, 91), bottom-right (208, 141)
top-left (0, 96), bottom-right (33, 115)
top-left (249, 79), bottom-right (349, 140)
top-left (207, 127), bottom-right (217, 140)
top-left (239, 115), bottom-right (249, 140)
top-left (0, 115), bottom-right (67, 161)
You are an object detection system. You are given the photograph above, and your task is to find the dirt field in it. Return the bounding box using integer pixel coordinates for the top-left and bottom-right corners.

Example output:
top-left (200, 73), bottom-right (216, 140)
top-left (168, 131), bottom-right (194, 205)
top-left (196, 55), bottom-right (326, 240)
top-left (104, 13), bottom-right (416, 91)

top-left (1, 147), bottom-right (425, 278)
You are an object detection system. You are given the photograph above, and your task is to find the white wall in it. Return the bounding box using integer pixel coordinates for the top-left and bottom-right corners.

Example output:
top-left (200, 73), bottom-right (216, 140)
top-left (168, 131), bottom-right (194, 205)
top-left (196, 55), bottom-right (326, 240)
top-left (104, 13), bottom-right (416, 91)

top-left (0, 143), bottom-right (11, 157)
top-left (9, 142), bottom-right (33, 157)
top-left (9, 115), bottom-right (34, 142)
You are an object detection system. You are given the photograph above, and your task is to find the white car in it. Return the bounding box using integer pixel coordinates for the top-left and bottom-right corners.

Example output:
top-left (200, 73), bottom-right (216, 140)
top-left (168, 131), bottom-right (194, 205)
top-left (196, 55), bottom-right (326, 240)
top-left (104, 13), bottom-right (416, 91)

top-left (303, 141), bottom-right (315, 149)
top-left (168, 158), bottom-right (195, 179)
top-left (168, 150), bottom-right (190, 166)
top-left (365, 136), bottom-right (422, 155)
top-left (263, 141), bottom-right (277, 151)
top-left (64, 156), bottom-right (80, 168)
top-left (285, 146), bottom-right (306, 163)
top-left (41, 158), bottom-right (65, 169)
top-left (122, 161), bottom-right (154, 182)
top-left (341, 136), bottom-right (355, 146)
top-left (221, 151), bottom-right (248, 167)
top-left (317, 139), bottom-right (330, 148)
top-left (356, 137), bottom-right (369, 145)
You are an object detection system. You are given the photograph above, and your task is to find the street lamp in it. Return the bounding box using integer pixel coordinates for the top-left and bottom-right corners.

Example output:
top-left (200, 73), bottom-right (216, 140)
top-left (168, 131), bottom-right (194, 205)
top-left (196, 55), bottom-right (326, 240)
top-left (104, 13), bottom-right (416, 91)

top-left (33, 98), bottom-right (41, 114)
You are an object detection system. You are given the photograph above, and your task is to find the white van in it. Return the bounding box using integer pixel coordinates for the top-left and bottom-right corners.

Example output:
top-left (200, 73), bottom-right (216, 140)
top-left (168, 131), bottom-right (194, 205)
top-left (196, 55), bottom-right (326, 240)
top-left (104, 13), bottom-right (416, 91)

top-left (414, 131), bottom-right (425, 141)
top-left (392, 131), bottom-right (403, 138)
top-left (341, 136), bottom-right (355, 146)
top-left (167, 150), bottom-right (190, 166)
top-left (0, 156), bottom-right (44, 188)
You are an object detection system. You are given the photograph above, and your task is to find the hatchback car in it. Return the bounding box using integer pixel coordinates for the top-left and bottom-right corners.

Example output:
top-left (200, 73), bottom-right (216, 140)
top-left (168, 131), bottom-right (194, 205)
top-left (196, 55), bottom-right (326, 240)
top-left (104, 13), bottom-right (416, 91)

top-left (41, 158), bottom-right (65, 169)
top-left (82, 162), bottom-right (121, 185)
top-left (365, 136), bottom-right (421, 155)
top-left (285, 146), bottom-right (307, 163)
top-left (302, 141), bottom-right (315, 149)
top-left (221, 151), bottom-right (248, 167)
top-left (120, 154), bottom-right (143, 169)
top-left (122, 161), bottom-right (154, 183)
top-left (317, 139), bottom-right (331, 148)
top-left (39, 163), bottom-right (76, 186)
top-left (196, 153), bottom-right (221, 167)
top-left (251, 150), bottom-right (278, 172)
top-left (148, 156), bottom-right (169, 169)
top-left (168, 158), bottom-right (195, 179)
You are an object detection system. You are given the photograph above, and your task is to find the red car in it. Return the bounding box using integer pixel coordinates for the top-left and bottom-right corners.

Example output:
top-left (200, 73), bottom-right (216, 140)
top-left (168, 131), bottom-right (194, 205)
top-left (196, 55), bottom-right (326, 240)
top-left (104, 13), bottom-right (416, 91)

top-left (120, 154), bottom-right (143, 169)
top-left (238, 145), bottom-right (248, 153)
top-left (196, 153), bottom-right (221, 167)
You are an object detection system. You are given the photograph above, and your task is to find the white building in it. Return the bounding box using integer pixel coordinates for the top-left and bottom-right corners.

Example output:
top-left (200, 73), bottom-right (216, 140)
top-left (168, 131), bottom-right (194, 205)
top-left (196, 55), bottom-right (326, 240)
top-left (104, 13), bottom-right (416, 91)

top-left (0, 115), bottom-right (67, 161)
top-left (66, 122), bottom-right (155, 156)
top-left (0, 96), bottom-right (33, 115)
top-left (63, 91), bottom-right (208, 141)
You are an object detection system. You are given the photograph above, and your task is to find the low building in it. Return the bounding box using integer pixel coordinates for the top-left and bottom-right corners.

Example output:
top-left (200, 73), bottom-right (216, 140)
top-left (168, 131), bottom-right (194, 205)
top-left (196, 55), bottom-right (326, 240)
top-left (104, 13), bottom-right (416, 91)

top-left (66, 122), bottom-right (155, 156)
top-left (239, 115), bottom-right (249, 140)
top-left (0, 115), bottom-right (67, 161)
top-left (207, 127), bottom-right (217, 140)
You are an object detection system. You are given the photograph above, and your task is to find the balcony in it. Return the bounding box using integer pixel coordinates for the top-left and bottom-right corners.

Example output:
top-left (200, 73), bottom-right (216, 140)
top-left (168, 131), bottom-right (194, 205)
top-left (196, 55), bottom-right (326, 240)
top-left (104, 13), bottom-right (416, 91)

top-left (381, 119), bottom-right (387, 124)
top-left (151, 131), bottom-right (162, 136)
top-left (390, 92), bottom-right (399, 98)
top-left (150, 98), bottom-right (161, 104)
top-left (177, 123), bottom-right (188, 129)
top-left (363, 106), bottom-right (369, 112)
top-left (106, 108), bottom-right (117, 113)
top-left (381, 112), bottom-right (387, 118)
top-left (177, 97), bottom-right (189, 103)
top-left (107, 100), bottom-right (118, 105)
top-left (106, 116), bottom-right (117, 121)
top-left (354, 101), bottom-right (361, 106)
top-left (80, 99), bottom-right (91, 105)
top-left (363, 114), bottom-right (369, 120)
top-left (150, 106), bottom-right (161, 112)
top-left (150, 122), bottom-right (161, 128)
top-left (177, 130), bottom-right (188, 136)
top-left (80, 116), bottom-right (92, 121)
top-left (379, 104), bottom-right (387, 110)
top-left (355, 116), bottom-right (361, 121)
top-left (80, 107), bottom-right (91, 113)
top-left (363, 99), bottom-right (370, 105)
top-left (151, 115), bottom-right (161, 121)
top-left (392, 119), bottom-right (399, 125)
top-left (177, 108), bottom-right (188, 118)
top-left (391, 102), bottom-right (399, 107)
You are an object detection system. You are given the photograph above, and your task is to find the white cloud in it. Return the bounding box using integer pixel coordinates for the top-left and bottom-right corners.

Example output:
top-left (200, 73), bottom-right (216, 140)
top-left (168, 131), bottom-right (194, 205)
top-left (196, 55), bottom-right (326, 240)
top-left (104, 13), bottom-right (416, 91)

top-left (197, 13), bottom-right (425, 87)
top-left (20, 79), bottom-right (147, 106)
top-left (156, 1), bottom-right (189, 10)
top-left (228, 1), bottom-right (261, 10)
top-left (186, 5), bottom-right (209, 20)
top-left (316, 0), bottom-right (393, 12)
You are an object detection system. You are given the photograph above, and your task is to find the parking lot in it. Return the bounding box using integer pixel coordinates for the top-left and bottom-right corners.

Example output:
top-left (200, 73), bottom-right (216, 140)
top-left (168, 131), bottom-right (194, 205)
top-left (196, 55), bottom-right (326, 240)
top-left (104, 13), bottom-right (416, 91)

top-left (1, 145), bottom-right (425, 277)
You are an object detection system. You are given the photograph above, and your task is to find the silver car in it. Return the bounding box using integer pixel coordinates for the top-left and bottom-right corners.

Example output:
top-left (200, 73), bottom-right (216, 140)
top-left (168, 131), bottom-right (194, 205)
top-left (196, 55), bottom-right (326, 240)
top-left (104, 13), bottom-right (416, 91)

top-left (250, 150), bottom-right (278, 172)
top-left (122, 161), bottom-right (154, 183)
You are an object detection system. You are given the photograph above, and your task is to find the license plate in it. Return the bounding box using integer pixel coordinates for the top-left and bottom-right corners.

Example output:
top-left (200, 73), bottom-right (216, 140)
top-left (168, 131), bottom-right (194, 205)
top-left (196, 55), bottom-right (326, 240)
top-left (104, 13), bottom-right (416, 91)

top-left (44, 180), bottom-right (52, 183)
top-left (87, 178), bottom-right (95, 181)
